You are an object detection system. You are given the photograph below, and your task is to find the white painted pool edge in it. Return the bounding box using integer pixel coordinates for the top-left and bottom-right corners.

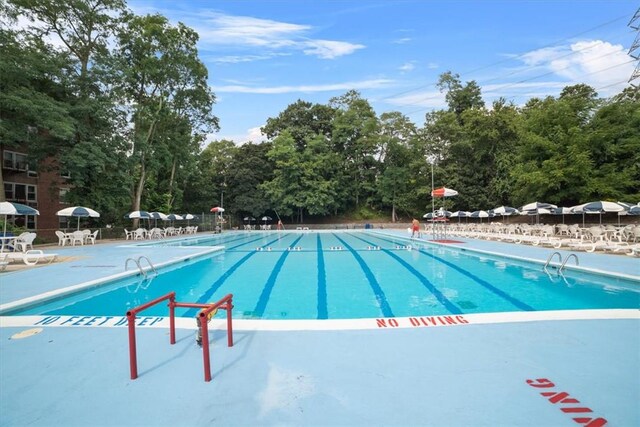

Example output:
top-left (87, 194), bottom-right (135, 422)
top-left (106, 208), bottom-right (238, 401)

top-left (366, 230), bottom-right (640, 282)
top-left (0, 246), bottom-right (224, 314)
top-left (1, 309), bottom-right (638, 331)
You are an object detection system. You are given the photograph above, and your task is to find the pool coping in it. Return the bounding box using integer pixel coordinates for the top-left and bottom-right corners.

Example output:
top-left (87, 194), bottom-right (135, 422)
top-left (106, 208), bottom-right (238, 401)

top-left (1, 308), bottom-right (638, 331)
top-left (0, 245), bottom-right (224, 314)
top-left (367, 230), bottom-right (640, 282)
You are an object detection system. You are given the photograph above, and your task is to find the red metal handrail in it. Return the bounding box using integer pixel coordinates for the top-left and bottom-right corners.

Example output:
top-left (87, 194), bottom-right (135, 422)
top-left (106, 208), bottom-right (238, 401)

top-left (126, 292), bottom-right (233, 382)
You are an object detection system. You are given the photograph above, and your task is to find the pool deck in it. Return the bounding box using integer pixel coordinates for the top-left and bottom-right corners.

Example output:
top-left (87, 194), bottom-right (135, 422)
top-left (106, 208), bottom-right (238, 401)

top-left (1, 230), bottom-right (638, 426)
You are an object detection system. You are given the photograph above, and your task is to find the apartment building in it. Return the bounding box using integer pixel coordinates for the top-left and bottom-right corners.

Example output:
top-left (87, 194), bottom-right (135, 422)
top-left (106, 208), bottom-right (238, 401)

top-left (2, 145), bottom-right (70, 238)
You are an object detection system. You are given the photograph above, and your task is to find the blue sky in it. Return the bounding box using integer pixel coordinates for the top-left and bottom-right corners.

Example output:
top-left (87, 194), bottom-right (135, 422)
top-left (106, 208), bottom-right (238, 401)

top-left (128, 0), bottom-right (638, 145)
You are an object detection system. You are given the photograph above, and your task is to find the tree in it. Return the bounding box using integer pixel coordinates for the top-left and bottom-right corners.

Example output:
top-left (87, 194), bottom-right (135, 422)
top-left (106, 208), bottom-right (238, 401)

top-left (112, 13), bottom-right (218, 214)
top-left (329, 90), bottom-right (379, 210)
top-left (376, 112), bottom-right (417, 221)
top-left (0, 25), bottom-right (75, 201)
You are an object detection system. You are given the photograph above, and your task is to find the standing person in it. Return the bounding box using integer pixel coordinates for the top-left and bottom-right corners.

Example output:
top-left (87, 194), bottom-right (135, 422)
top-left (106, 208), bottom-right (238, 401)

top-left (277, 219), bottom-right (283, 230)
top-left (411, 218), bottom-right (420, 238)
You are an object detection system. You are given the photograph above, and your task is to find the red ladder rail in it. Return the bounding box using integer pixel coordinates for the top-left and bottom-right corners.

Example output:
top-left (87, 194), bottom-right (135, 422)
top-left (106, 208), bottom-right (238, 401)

top-left (126, 292), bottom-right (233, 382)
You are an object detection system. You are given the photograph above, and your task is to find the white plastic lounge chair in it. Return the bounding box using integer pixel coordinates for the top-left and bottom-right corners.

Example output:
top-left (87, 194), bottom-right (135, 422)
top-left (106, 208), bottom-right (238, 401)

top-left (2, 250), bottom-right (58, 266)
top-left (124, 229), bottom-right (133, 240)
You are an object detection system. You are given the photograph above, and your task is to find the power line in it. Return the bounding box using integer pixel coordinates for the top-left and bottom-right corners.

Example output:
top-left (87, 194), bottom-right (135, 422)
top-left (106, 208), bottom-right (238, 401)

top-left (396, 48), bottom-right (633, 112)
top-left (402, 59), bottom-right (635, 116)
top-left (380, 13), bottom-right (631, 101)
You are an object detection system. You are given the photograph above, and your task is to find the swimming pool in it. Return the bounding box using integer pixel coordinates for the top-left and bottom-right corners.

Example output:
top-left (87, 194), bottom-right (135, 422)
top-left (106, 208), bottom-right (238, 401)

top-left (5, 231), bottom-right (639, 319)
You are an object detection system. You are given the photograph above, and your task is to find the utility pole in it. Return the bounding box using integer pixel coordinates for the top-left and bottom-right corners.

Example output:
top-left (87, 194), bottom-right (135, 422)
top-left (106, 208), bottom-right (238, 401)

top-left (629, 8), bottom-right (640, 87)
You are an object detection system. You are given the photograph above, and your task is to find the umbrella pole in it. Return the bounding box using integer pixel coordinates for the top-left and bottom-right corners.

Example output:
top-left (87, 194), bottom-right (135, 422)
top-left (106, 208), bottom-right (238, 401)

top-left (77, 216), bottom-right (80, 230)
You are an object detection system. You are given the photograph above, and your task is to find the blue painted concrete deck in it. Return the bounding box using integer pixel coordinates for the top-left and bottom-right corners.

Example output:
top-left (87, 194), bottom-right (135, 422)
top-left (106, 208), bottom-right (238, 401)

top-left (0, 231), bottom-right (638, 426)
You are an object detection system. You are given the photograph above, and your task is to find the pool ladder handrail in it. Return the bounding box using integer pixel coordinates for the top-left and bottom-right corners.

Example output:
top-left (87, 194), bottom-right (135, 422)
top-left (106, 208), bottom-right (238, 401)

top-left (125, 256), bottom-right (158, 278)
top-left (543, 252), bottom-right (562, 274)
top-left (543, 252), bottom-right (579, 277)
top-left (559, 253), bottom-right (579, 276)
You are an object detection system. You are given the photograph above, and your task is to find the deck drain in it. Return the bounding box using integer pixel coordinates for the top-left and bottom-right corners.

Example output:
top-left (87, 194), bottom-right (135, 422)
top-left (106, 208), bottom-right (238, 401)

top-left (11, 328), bottom-right (43, 340)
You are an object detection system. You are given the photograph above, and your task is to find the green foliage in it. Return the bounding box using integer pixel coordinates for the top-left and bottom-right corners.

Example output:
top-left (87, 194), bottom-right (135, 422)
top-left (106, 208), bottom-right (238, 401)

top-left (3, 2), bottom-right (638, 224)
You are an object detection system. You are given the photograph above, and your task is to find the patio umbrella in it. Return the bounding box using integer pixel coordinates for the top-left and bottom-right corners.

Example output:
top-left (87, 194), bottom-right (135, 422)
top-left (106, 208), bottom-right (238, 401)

top-left (243, 216), bottom-right (256, 222)
top-left (520, 201), bottom-right (557, 211)
top-left (492, 206), bottom-right (519, 216)
top-left (520, 203), bottom-right (556, 224)
top-left (124, 211), bottom-right (151, 219)
top-left (166, 214), bottom-right (183, 226)
top-left (149, 212), bottom-right (168, 227)
top-left (431, 187), bottom-right (459, 197)
top-left (261, 216), bottom-right (272, 226)
top-left (210, 207), bottom-right (225, 213)
top-left (470, 210), bottom-right (490, 223)
top-left (124, 210), bottom-right (151, 228)
top-left (56, 206), bottom-right (100, 230)
top-left (550, 207), bottom-right (573, 224)
top-left (0, 202), bottom-right (40, 251)
top-left (570, 201), bottom-right (625, 225)
top-left (182, 213), bottom-right (197, 225)
top-left (491, 206), bottom-right (519, 223)
top-left (450, 210), bottom-right (471, 223)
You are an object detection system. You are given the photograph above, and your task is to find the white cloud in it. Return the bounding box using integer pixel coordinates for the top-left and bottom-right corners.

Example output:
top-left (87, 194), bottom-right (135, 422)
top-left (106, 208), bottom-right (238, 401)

top-left (399, 62), bottom-right (415, 72)
top-left (213, 78), bottom-right (393, 94)
top-left (302, 39), bottom-right (365, 59)
top-left (210, 52), bottom-right (291, 64)
top-left (159, 10), bottom-right (365, 60)
top-left (427, 62), bottom-right (439, 69)
top-left (207, 126), bottom-right (267, 146)
top-left (393, 37), bottom-right (412, 44)
top-left (518, 40), bottom-right (634, 96)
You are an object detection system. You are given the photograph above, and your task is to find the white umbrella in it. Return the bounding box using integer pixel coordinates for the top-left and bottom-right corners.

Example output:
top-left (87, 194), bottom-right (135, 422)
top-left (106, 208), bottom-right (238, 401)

top-left (182, 213), bottom-right (197, 225)
top-left (56, 206), bottom-right (100, 230)
top-left (470, 210), bottom-right (490, 223)
top-left (450, 210), bottom-right (471, 223)
top-left (520, 201), bottom-right (557, 211)
top-left (1, 202), bottom-right (40, 251)
top-left (550, 207), bottom-right (574, 224)
top-left (124, 211), bottom-right (150, 219)
top-left (571, 201), bottom-right (625, 225)
top-left (492, 206), bottom-right (519, 216)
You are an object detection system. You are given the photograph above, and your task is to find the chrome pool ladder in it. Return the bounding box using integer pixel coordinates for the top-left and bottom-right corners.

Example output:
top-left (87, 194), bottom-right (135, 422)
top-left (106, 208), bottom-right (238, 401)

top-left (125, 256), bottom-right (158, 278)
top-left (543, 252), bottom-right (579, 278)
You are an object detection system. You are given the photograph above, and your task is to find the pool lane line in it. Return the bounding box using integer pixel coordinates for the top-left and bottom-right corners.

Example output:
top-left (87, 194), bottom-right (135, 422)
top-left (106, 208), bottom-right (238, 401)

top-left (317, 234), bottom-right (328, 320)
top-left (252, 235), bottom-right (305, 317)
top-left (333, 234), bottom-right (395, 318)
top-left (349, 234), bottom-right (462, 315)
top-left (362, 232), bottom-right (535, 312)
top-left (184, 234), bottom-right (294, 317)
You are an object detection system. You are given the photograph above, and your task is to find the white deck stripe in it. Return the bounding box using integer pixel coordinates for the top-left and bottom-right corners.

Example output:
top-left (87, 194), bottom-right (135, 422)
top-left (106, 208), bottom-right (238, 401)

top-left (1, 309), bottom-right (637, 331)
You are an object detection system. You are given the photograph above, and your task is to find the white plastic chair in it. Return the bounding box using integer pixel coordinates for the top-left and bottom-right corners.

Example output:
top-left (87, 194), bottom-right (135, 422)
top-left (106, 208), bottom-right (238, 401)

top-left (71, 230), bottom-right (85, 246)
top-left (14, 232), bottom-right (36, 252)
top-left (85, 230), bottom-right (99, 244)
top-left (55, 231), bottom-right (71, 246)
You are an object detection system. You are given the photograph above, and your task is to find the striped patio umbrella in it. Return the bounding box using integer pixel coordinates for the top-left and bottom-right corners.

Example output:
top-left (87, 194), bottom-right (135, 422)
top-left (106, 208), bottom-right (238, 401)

top-left (56, 206), bottom-right (100, 230)
top-left (0, 201), bottom-right (40, 241)
top-left (571, 201), bottom-right (625, 225)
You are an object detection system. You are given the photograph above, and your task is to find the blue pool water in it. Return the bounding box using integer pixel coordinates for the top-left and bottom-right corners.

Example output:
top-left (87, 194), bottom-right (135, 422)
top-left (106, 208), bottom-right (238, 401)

top-left (7, 231), bottom-right (640, 319)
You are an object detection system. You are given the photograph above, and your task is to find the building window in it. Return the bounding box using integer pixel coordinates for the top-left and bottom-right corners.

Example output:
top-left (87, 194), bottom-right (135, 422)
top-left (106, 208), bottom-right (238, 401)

top-left (59, 188), bottom-right (70, 204)
top-left (2, 150), bottom-right (28, 171)
top-left (4, 182), bottom-right (37, 204)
